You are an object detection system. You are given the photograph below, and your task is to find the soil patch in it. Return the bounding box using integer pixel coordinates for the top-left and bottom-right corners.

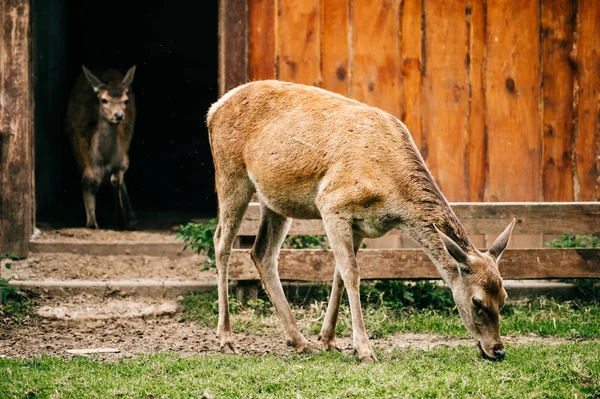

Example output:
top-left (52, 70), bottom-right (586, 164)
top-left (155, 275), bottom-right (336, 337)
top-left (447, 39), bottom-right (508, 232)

top-left (1, 297), bottom-right (589, 360)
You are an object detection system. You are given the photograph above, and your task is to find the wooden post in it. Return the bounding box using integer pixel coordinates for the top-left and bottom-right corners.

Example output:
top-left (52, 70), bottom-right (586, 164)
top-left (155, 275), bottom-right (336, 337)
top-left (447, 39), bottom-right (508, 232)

top-left (234, 235), bottom-right (258, 304)
top-left (219, 0), bottom-right (249, 96)
top-left (0, 0), bottom-right (35, 258)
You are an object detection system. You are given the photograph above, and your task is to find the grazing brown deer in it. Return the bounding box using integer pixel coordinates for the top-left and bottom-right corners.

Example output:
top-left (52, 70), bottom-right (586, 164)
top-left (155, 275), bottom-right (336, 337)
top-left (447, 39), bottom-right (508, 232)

top-left (66, 65), bottom-right (137, 229)
top-left (207, 80), bottom-right (515, 362)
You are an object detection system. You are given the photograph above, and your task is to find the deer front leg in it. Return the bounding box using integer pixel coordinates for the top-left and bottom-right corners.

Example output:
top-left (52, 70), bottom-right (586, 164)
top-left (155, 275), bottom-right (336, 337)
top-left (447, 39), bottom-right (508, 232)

top-left (251, 204), bottom-right (314, 353)
top-left (111, 171), bottom-right (136, 230)
top-left (321, 212), bottom-right (375, 362)
top-left (82, 171), bottom-right (101, 229)
top-left (319, 234), bottom-right (364, 352)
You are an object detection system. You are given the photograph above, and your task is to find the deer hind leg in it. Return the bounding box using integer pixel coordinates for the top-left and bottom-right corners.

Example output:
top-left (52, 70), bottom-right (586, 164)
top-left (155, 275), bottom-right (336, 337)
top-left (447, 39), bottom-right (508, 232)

top-left (82, 170), bottom-right (101, 229)
top-left (319, 233), bottom-right (364, 352)
top-left (320, 210), bottom-right (376, 362)
top-left (214, 175), bottom-right (254, 354)
top-left (250, 203), bottom-right (314, 353)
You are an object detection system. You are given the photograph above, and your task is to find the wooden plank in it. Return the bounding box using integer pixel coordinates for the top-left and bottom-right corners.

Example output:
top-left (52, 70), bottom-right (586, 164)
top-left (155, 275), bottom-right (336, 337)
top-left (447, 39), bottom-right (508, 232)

top-left (467, 0), bottom-right (486, 202)
top-left (219, 0), bottom-right (249, 95)
top-left (541, 0), bottom-right (575, 201)
top-left (277, 0), bottom-right (321, 85)
top-left (238, 202), bottom-right (600, 236)
top-left (29, 241), bottom-right (195, 258)
top-left (571, 1), bottom-right (600, 201)
top-left (421, 0), bottom-right (469, 201)
top-left (0, 0), bottom-right (34, 257)
top-left (484, 0), bottom-right (542, 202)
top-left (228, 248), bottom-right (600, 280)
top-left (400, 0), bottom-right (423, 149)
top-left (249, 0), bottom-right (276, 80)
top-left (351, 0), bottom-right (402, 117)
top-left (321, 0), bottom-right (349, 95)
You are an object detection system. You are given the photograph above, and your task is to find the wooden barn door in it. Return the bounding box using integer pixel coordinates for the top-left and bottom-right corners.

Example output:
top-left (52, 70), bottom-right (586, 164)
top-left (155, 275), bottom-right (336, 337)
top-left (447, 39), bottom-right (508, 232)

top-left (0, 0), bottom-right (35, 257)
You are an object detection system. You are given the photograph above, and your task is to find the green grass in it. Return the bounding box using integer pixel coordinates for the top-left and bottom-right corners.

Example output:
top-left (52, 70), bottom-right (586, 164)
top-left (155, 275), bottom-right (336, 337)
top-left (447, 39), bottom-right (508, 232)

top-left (181, 291), bottom-right (600, 340)
top-left (1, 343), bottom-right (599, 398)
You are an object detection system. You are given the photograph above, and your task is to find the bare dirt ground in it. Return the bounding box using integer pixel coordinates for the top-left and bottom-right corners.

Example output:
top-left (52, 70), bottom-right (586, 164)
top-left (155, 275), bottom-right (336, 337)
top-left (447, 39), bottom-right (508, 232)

top-left (1, 296), bottom-right (587, 361)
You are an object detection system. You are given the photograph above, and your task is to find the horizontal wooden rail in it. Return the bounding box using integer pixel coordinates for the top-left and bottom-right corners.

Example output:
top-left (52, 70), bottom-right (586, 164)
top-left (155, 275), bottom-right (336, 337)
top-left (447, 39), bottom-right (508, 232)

top-left (227, 248), bottom-right (600, 281)
top-left (237, 202), bottom-right (600, 236)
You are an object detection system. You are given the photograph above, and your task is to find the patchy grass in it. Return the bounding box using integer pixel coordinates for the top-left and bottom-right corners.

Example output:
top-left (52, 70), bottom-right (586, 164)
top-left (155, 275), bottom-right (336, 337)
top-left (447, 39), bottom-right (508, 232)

top-left (1, 343), bottom-right (599, 398)
top-left (1, 253), bottom-right (35, 325)
top-left (181, 291), bottom-right (600, 340)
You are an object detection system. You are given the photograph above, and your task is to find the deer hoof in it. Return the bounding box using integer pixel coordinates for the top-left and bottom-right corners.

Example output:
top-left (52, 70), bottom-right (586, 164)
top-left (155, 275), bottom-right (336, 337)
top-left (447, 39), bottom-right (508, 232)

top-left (219, 341), bottom-right (236, 354)
top-left (288, 338), bottom-right (317, 354)
top-left (124, 219), bottom-right (137, 231)
top-left (355, 347), bottom-right (378, 363)
top-left (359, 353), bottom-right (378, 363)
top-left (320, 338), bottom-right (342, 352)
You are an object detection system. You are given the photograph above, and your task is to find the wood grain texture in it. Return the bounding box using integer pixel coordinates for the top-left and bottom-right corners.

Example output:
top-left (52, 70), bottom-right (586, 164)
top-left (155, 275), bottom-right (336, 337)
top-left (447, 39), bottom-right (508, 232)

top-left (249, 0), bottom-right (276, 80)
top-left (351, 0), bottom-right (402, 117)
top-left (484, 0), bottom-right (542, 202)
top-left (400, 0), bottom-right (423, 149)
top-left (0, 0), bottom-right (34, 257)
top-left (278, 0), bottom-right (321, 85)
top-left (228, 248), bottom-right (600, 280)
top-left (571, 1), bottom-right (600, 201)
top-left (541, 0), bottom-right (575, 201)
top-left (219, 0), bottom-right (249, 94)
top-left (238, 202), bottom-right (600, 236)
top-left (321, 0), bottom-right (349, 96)
top-left (422, 0), bottom-right (469, 201)
top-left (467, 0), bottom-right (486, 202)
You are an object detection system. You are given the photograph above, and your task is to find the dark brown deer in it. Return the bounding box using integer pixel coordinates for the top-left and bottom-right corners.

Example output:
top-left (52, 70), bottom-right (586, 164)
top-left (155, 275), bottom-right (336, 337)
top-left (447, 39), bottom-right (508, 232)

top-left (66, 65), bottom-right (137, 229)
top-left (207, 80), bottom-right (515, 362)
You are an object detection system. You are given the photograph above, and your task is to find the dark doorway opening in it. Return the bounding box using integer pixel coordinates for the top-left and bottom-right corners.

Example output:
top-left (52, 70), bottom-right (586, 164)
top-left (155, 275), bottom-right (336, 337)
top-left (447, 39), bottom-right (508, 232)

top-left (34, 0), bottom-right (219, 230)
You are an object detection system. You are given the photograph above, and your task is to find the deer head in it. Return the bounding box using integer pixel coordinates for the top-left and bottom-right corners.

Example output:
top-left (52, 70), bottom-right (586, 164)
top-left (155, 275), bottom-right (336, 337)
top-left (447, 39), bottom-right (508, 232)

top-left (434, 219), bottom-right (515, 360)
top-left (82, 65), bottom-right (136, 124)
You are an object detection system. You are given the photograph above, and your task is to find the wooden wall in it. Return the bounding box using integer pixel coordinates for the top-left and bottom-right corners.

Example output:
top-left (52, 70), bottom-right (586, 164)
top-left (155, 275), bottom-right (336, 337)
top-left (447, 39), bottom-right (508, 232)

top-left (0, 0), bottom-right (35, 256)
top-left (248, 0), bottom-right (600, 203)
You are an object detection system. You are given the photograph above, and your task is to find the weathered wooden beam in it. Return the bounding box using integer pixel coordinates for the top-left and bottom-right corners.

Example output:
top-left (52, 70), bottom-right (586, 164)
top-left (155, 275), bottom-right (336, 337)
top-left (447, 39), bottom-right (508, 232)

top-left (219, 0), bottom-right (248, 96)
top-left (237, 202), bottom-right (600, 236)
top-left (0, 0), bottom-right (34, 257)
top-left (228, 248), bottom-right (600, 281)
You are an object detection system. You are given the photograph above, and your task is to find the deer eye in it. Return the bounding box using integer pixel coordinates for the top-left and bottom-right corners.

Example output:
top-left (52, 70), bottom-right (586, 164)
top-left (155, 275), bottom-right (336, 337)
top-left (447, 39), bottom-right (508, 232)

top-left (101, 98), bottom-right (108, 104)
top-left (472, 297), bottom-right (484, 308)
top-left (124, 100), bottom-right (129, 105)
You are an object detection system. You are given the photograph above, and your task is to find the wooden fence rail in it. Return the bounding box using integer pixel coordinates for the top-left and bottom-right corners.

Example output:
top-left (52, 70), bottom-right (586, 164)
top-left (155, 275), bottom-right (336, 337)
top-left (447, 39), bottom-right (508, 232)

top-left (238, 202), bottom-right (600, 236)
top-left (231, 202), bottom-right (600, 283)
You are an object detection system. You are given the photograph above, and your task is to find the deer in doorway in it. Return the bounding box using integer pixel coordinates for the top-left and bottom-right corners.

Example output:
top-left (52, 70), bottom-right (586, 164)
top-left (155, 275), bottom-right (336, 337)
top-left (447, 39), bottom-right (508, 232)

top-left (207, 80), bottom-right (515, 362)
top-left (66, 65), bottom-right (137, 230)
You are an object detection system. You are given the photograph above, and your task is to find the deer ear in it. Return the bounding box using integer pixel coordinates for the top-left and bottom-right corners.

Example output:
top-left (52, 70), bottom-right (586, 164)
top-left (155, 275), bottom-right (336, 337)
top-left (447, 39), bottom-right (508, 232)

top-left (488, 218), bottom-right (515, 261)
top-left (433, 224), bottom-right (468, 266)
top-left (82, 65), bottom-right (104, 92)
top-left (122, 65), bottom-right (136, 88)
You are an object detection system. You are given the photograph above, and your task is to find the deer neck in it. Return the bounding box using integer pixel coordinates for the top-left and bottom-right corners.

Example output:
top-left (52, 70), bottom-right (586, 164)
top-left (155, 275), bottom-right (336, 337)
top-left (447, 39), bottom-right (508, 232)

top-left (405, 204), bottom-right (475, 285)
top-left (96, 118), bottom-right (119, 159)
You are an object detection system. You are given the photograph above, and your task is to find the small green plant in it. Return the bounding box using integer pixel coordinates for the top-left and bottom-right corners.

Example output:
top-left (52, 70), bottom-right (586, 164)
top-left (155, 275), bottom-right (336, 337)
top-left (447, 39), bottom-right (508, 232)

top-left (1, 252), bottom-right (32, 323)
top-left (546, 234), bottom-right (599, 248)
top-left (283, 235), bottom-right (329, 249)
top-left (361, 280), bottom-right (455, 310)
top-left (176, 219), bottom-right (219, 269)
top-left (546, 234), bottom-right (600, 303)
